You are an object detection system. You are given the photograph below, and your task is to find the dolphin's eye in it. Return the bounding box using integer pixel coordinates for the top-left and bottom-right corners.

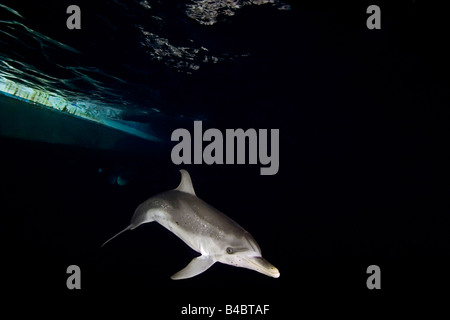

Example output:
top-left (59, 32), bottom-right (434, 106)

top-left (226, 247), bottom-right (234, 254)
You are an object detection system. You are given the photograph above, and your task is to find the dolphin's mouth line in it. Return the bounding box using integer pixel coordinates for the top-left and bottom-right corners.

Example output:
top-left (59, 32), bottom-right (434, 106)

top-left (244, 256), bottom-right (280, 277)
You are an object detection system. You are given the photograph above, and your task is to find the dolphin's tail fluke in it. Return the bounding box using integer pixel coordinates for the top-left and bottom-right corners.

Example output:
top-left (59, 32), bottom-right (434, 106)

top-left (101, 225), bottom-right (132, 247)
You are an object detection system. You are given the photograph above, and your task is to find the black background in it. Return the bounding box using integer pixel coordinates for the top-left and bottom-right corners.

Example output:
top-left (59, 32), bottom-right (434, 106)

top-left (1, 0), bottom-right (449, 316)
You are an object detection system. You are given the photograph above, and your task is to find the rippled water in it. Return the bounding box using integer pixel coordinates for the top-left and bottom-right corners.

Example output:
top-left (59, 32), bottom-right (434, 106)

top-left (0, 0), bottom-right (292, 140)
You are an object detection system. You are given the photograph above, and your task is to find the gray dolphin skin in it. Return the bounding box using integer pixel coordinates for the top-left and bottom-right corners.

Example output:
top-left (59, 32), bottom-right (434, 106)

top-left (102, 169), bottom-right (280, 280)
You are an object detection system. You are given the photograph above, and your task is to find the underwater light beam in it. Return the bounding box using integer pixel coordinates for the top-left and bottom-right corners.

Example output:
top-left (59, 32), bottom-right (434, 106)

top-left (0, 77), bottom-right (161, 142)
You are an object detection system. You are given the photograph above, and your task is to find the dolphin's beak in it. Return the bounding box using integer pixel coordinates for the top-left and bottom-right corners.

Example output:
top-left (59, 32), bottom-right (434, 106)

top-left (243, 256), bottom-right (280, 278)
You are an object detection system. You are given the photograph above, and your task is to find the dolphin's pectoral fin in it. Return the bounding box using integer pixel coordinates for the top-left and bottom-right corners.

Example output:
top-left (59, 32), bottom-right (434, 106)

top-left (171, 255), bottom-right (215, 280)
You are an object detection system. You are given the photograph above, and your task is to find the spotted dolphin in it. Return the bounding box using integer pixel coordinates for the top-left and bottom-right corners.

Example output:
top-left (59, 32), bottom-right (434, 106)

top-left (102, 169), bottom-right (280, 280)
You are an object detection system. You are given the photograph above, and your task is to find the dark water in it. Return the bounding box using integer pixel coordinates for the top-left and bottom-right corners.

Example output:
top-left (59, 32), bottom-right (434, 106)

top-left (1, 0), bottom-right (449, 315)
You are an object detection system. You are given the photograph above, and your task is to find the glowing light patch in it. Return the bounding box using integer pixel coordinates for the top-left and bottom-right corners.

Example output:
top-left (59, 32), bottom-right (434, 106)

top-left (0, 77), bottom-right (161, 142)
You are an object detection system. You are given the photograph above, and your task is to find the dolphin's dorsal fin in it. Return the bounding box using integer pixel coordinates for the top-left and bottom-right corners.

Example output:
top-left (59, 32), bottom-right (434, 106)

top-left (175, 169), bottom-right (196, 196)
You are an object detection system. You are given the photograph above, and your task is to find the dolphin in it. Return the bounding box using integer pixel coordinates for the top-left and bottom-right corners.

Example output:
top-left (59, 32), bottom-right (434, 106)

top-left (102, 169), bottom-right (280, 280)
